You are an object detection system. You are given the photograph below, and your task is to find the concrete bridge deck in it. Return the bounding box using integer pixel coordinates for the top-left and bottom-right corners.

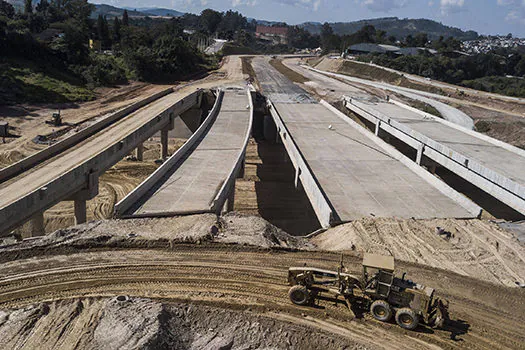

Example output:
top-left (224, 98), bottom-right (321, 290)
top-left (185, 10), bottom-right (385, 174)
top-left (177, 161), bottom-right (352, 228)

top-left (116, 87), bottom-right (253, 217)
top-left (0, 89), bottom-right (202, 236)
top-left (346, 98), bottom-right (525, 215)
top-left (252, 57), bottom-right (480, 227)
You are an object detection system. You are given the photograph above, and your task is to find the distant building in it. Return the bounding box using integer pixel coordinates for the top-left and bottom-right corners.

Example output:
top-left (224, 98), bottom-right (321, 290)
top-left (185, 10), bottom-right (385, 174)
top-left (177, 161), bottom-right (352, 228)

top-left (255, 25), bottom-right (288, 45)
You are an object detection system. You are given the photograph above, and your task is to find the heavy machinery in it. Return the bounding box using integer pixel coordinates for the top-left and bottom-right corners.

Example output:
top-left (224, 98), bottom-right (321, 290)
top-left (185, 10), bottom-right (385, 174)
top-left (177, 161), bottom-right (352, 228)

top-left (46, 111), bottom-right (62, 126)
top-left (287, 253), bottom-right (448, 330)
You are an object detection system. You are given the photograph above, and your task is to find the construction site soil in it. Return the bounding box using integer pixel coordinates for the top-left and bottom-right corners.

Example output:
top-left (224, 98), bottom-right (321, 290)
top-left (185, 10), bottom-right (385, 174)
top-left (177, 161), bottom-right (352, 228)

top-left (2, 56), bottom-right (525, 349)
top-left (0, 213), bottom-right (524, 349)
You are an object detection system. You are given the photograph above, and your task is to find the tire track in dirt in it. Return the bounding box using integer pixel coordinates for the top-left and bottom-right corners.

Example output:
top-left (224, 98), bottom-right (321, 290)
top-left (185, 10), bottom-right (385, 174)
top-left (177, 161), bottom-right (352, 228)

top-left (0, 246), bottom-right (523, 349)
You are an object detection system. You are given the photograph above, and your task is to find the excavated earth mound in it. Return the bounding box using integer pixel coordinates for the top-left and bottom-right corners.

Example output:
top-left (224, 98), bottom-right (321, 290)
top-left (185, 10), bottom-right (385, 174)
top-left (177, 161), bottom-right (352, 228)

top-left (0, 298), bottom-right (360, 350)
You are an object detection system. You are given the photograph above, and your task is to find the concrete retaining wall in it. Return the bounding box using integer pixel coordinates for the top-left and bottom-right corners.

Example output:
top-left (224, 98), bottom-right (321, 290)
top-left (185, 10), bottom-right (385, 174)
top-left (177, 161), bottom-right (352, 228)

top-left (114, 90), bottom-right (224, 217)
top-left (268, 100), bottom-right (334, 228)
top-left (0, 88), bottom-right (175, 183)
top-left (0, 90), bottom-right (202, 236)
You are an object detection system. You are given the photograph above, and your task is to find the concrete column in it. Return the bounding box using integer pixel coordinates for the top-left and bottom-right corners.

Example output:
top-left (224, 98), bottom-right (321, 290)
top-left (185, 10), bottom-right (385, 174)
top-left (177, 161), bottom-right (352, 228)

top-left (161, 128), bottom-right (169, 160)
top-left (136, 143), bottom-right (144, 161)
top-left (374, 120), bottom-right (381, 136)
top-left (237, 156), bottom-right (245, 179)
top-left (416, 143), bottom-right (425, 165)
top-left (30, 211), bottom-right (45, 237)
top-left (428, 163), bottom-right (437, 174)
top-left (74, 199), bottom-right (87, 225)
top-left (295, 168), bottom-right (302, 188)
top-left (226, 187), bottom-right (235, 212)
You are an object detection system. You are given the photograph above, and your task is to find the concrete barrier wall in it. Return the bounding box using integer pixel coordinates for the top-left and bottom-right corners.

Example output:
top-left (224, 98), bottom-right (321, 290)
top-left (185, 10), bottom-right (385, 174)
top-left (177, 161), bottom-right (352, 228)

top-left (0, 88), bottom-right (175, 183)
top-left (268, 100), bottom-right (334, 228)
top-left (211, 88), bottom-right (254, 214)
top-left (390, 99), bottom-right (525, 158)
top-left (321, 100), bottom-right (482, 217)
top-left (344, 98), bottom-right (524, 215)
top-left (0, 90), bottom-right (202, 236)
top-left (114, 90), bottom-right (224, 217)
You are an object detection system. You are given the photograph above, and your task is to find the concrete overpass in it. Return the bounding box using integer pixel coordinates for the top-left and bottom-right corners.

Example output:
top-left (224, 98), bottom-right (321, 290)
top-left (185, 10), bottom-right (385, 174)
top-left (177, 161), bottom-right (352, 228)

top-left (280, 59), bottom-right (525, 217)
top-left (115, 87), bottom-right (253, 217)
top-left (252, 57), bottom-right (481, 228)
top-left (0, 89), bottom-right (204, 237)
top-left (345, 97), bottom-right (525, 216)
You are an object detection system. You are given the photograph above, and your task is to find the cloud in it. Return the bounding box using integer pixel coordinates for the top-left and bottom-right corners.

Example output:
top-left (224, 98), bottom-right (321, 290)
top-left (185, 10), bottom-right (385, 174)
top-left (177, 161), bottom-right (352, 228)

top-left (232, 0), bottom-right (257, 6)
top-left (270, 0), bottom-right (322, 11)
top-left (440, 0), bottom-right (465, 14)
top-left (357, 0), bottom-right (409, 12)
top-left (497, 0), bottom-right (525, 24)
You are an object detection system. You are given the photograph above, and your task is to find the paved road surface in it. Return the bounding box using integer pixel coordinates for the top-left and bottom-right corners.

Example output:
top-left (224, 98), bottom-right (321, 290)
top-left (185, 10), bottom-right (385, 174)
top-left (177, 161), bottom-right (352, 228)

top-left (252, 57), bottom-right (476, 222)
top-left (0, 89), bottom-right (199, 212)
top-left (296, 62), bottom-right (475, 129)
top-left (130, 87), bottom-right (252, 216)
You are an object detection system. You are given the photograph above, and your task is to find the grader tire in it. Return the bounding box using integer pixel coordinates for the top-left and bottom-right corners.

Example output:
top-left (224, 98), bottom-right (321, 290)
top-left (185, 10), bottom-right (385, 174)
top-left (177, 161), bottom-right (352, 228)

top-left (288, 285), bottom-right (310, 306)
top-left (370, 300), bottom-right (392, 322)
top-left (395, 308), bottom-right (419, 330)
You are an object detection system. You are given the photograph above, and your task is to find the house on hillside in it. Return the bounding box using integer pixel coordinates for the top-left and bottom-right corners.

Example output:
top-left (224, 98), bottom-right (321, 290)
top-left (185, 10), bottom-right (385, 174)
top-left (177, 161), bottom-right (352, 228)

top-left (255, 25), bottom-right (288, 45)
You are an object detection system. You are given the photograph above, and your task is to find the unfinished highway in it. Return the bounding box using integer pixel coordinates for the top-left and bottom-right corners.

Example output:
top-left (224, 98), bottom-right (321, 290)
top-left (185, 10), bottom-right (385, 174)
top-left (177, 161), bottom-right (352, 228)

top-left (115, 87), bottom-right (253, 217)
top-left (0, 88), bottom-right (204, 236)
top-left (251, 57), bottom-right (480, 227)
top-left (282, 59), bottom-right (525, 217)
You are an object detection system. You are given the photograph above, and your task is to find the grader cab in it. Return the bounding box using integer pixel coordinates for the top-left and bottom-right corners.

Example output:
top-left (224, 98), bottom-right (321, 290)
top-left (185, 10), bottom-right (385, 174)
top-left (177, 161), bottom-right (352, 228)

top-left (287, 253), bottom-right (448, 330)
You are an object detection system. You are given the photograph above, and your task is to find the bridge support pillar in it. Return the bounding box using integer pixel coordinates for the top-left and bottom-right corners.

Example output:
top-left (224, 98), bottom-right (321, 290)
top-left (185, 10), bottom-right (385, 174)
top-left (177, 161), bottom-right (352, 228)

top-left (226, 187), bottom-right (235, 212)
top-left (30, 211), bottom-right (45, 237)
top-left (67, 169), bottom-right (99, 226)
top-left (416, 143), bottom-right (425, 165)
top-left (237, 155), bottom-right (245, 179)
top-left (374, 120), bottom-right (381, 136)
top-left (136, 143), bottom-right (144, 161)
top-left (74, 199), bottom-right (87, 225)
top-left (161, 127), bottom-right (169, 160)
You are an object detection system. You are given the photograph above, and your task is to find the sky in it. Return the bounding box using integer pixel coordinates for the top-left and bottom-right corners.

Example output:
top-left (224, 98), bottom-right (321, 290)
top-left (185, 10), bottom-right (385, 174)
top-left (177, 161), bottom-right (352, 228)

top-left (98, 0), bottom-right (525, 37)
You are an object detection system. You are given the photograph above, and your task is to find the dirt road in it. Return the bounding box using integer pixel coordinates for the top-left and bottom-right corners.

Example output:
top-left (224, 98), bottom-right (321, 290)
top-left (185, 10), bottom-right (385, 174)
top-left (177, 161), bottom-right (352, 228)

top-left (0, 242), bottom-right (523, 349)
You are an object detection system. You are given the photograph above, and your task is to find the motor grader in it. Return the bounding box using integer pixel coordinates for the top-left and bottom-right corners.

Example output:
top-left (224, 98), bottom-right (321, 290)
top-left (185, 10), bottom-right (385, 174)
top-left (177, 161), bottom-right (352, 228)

top-left (287, 253), bottom-right (448, 330)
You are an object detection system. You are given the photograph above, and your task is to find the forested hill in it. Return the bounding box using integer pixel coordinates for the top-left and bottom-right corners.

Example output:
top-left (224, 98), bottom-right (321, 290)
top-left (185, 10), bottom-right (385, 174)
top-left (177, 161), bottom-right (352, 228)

top-left (300, 17), bottom-right (478, 41)
top-left (91, 4), bottom-right (184, 19)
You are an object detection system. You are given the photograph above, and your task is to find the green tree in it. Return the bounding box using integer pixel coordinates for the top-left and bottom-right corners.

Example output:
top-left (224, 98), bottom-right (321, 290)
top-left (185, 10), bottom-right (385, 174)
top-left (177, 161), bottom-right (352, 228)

top-left (97, 14), bottom-right (110, 48)
top-left (122, 9), bottom-right (128, 26)
top-left (24, 0), bottom-right (32, 14)
top-left (199, 9), bottom-right (222, 34)
top-left (113, 16), bottom-right (121, 42)
top-left (0, 0), bottom-right (15, 18)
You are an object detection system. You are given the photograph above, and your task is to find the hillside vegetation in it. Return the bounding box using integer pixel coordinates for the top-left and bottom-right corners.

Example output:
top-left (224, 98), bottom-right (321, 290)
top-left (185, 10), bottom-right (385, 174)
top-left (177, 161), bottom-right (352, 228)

top-left (301, 17), bottom-right (478, 41)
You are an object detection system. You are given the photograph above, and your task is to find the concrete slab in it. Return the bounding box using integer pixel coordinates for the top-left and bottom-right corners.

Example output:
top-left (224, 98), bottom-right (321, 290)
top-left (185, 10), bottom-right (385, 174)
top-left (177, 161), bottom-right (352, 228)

top-left (252, 57), bottom-right (476, 222)
top-left (274, 102), bottom-right (474, 221)
top-left (132, 88), bottom-right (251, 216)
top-left (355, 101), bottom-right (525, 187)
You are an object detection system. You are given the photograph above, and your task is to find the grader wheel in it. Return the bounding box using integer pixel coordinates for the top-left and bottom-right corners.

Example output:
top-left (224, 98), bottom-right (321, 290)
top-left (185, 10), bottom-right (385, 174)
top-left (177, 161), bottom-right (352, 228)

top-left (370, 300), bottom-right (392, 322)
top-left (395, 308), bottom-right (419, 330)
top-left (288, 285), bottom-right (310, 306)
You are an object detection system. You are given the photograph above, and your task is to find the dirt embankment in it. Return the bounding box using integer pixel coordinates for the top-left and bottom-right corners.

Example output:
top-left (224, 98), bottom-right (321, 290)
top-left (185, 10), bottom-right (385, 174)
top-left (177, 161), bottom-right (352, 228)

top-left (314, 217), bottom-right (525, 288)
top-left (0, 234), bottom-right (524, 349)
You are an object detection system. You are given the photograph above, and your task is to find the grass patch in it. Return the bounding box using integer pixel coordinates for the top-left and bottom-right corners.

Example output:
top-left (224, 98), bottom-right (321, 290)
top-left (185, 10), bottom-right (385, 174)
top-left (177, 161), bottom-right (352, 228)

top-left (0, 59), bottom-right (95, 105)
top-left (269, 59), bottom-right (309, 84)
top-left (407, 99), bottom-right (442, 118)
top-left (460, 76), bottom-right (525, 98)
top-left (339, 60), bottom-right (402, 84)
top-left (241, 56), bottom-right (256, 81)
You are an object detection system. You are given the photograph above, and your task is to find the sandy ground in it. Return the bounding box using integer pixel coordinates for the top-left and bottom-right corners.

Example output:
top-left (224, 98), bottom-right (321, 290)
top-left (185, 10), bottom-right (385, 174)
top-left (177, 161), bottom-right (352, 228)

top-left (0, 83), bottom-right (172, 169)
top-left (0, 217), bottom-right (524, 349)
top-left (313, 217), bottom-right (525, 288)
